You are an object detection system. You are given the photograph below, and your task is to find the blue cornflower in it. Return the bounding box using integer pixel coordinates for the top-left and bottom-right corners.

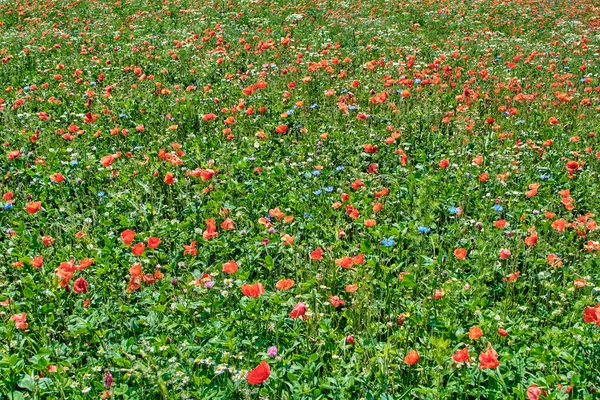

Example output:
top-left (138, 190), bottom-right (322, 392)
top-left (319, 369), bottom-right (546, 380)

top-left (540, 174), bottom-right (550, 180)
top-left (324, 186), bottom-right (334, 193)
top-left (120, 113), bottom-right (126, 118)
top-left (417, 226), bottom-right (431, 234)
top-left (448, 206), bottom-right (461, 214)
top-left (310, 104), bottom-right (318, 109)
top-left (336, 166), bottom-right (345, 171)
top-left (286, 109), bottom-right (294, 115)
top-left (314, 189), bottom-right (322, 196)
top-left (98, 192), bottom-right (105, 197)
top-left (90, 81), bottom-right (96, 86)
top-left (493, 204), bottom-right (503, 212)
top-left (24, 86), bottom-right (30, 91)
top-left (70, 161), bottom-right (78, 166)
top-left (414, 79), bottom-right (421, 85)
top-left (312, 170), bottom-right (321, 176)
top-left (304, 212), bottom-right (310, 219)
top-left (265, 214), bottom-right (273, 221)
top-left (4, 203), bottom-right (12, 210)
top-left (382, 237), bottom-right (395, 247)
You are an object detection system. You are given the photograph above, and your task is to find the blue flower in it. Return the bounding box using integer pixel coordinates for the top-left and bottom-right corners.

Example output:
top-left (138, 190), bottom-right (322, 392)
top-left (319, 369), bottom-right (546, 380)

top-left (310, 104), bottom-right (318, 109)
top-left (448, 206), bottom-right (461, 214)
top-left (382, 238), bottom-right (395, 247)
top-left (3, 203), bottom-right (12, 210)
top-left (493, 204), bottom-right (503, 212)
top-left (90, 81), bottom-right (96, 86)
top-left (98, 191), bottom-right (105, 197)
top-left (324, 186), bottom-right (334, 193)
top-left (417, 226), bottom-right (431, 234)
top-left (540, 174), bottom-right (550, 180)
top-left (312, 170), bottom-right (321, 176)
top-left (335, 166), bottom-right (345, 171)
top-left (286, 110), bottom-right (294, 115)
top-left (304, 212), bottom-right (311, 219)
top-left (314, 189), bottom-right (322, 196)
top-left (120, 113), bottom-right (126, 118)
top-left (414, 79), bottom-right (421, 85)
top-left (265, 214), bottom-right (273, 221)
top-left (70, 161), bottom-right (78, 166)
top-left (465, 173), bottom-right (473, 179)
top-left (24, 86), bottom-right (30, 91)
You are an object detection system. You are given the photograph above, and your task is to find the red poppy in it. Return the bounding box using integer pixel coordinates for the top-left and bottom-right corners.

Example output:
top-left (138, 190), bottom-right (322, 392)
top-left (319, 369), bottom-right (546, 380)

top-left (121, 230), bottom-right (136, 246)
top-left (404, 350), bottom-right (419, 365)
top-left (247, 361), bottom-right (270, 385)
top-left (453, 248), bottom-right (467, 260)
top-left (25, 201), bottom-right (41, 214)
top-left (329, 295), bottom-right (346, 307)
top-left (183, 241), bottom-right (197, 256)
top-left (499, 249), bottom-right (511, 259)
top-left (290, 302), bottom-right (307, 319)
top-left (132, 243), bottom-right (145, 256)
top-left (241, 282), bottom-right (264, 298)
top-left (129, 263), bottom-right (142, 277)
top-left (164, 172), bottom-right (174, 185)
top-left (203, 219), bottom-right (218, 240)
top-left (221, 218), bottom-right (235, 230)
top-left (73, 277), bottom-right (89, 293)
top-left (452, 347), bottom-right (471, 363)
top-left (497, 328), bottom-right (509, 337)
top-left (276, 279), bottom-right (294, 290)
top-left (50, 173), bottom-right (65, 182)
top-left (310, 248), bottom-right (323, 260)
top-left (439, 159), bottom-right (449, 169)
top-left (583, 304), bottom-right (600, 325)
top-left (147, 237), bottom-right (161, 249)
top-left (77, 258), bottom-right (94, 270)
top-left (478, 346), bottom-right (499, 369)
top-left (11, 313), bottom-right (28, 329)
top-left (468, 326), bottom-right (483, 340)
top-left (222, 260), bottom-right (239, 274)
top-left (31, 256), bottom-right (43, 268)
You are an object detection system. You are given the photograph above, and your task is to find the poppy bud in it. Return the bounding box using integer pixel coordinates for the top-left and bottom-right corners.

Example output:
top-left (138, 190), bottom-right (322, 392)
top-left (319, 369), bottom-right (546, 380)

top-left (346, 335), bottom-right (354, 345)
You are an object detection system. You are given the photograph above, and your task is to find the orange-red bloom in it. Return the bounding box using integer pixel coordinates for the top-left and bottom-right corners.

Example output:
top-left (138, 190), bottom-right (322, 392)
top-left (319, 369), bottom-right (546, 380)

top-left (404, 350), bottom-right (419, 365)
top-left (478, 346), bottom-right (499, 369)
top-left (222, 260), bottom-right (239, 274)
top-left (452, 347), bottom-right (471, 363)
top-left (241, 282), bottom-right (264, 298)
top-left (247, 361), bottom-right (270, 385)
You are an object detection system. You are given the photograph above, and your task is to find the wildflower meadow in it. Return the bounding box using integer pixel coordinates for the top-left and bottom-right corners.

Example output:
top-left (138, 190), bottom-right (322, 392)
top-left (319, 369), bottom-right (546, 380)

top-left (1, 0), bottom-right (600, 398)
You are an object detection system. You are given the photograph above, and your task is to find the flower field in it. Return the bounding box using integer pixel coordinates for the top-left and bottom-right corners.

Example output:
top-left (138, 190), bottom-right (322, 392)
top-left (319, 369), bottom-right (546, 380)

top-left (1, 0), bottom-right (600, 398)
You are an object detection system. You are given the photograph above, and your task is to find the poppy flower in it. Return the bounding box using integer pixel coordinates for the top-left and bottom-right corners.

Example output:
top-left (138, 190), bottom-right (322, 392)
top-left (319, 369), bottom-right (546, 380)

top-left (147, 237), bottom-right (160, 249)
top-left (497, 328), bottom-right (509, 337)
top-left (132, 243), bottom-right (145, 256)
top-left (247, 361), bottom-right (270, 385)
top-left (346, 284), bottom-right (358, 293)
top-left (499, 249), bottom-right (511, 259)
top-left (50, 173), bottom-right (65, 182)
top-left (241, 282), bottom-right (264, 298)
top-left (183, 241), bottom-right (197, 256)
top-left (329, 295), bottom-right (346, 307)
top-left (203, 219), bottom-right (218, 240)
top-left (493, 220), bottom-right (507, 229)
top-left (453, 248), bottom-right (467, 260)
top-left (222, 260), bottom-right (239, 274)
top-left (164, 172), bottom-right (174, 185)
top-left (364, 219), bottom-right (376, 227)
top-left (583, 304), bottom-right (600, 325)
top-left (453, 347), bottom-right (471, 363)
top-left (439, 159), bottom-right (449, 169)
top-left (77, 258), bottom-right (94, 270)
top-left (221, 218), bottom-right (235, 230)
top-left (551, 219), bottom-right (568, 232)
top-left (527, 385), bottom-right (546, 400)
top-left (478, 346), bottom-right (499, 369)
top-left (31, 256), bottom-right (43, 268)
top-left (310, 248), bottom-right (323, 260)
top-left (10, 313), bottom-right (28, 329)
top-left (404, 350), bottom-right (420, 365)
top-left (121, 230), bottom-right (136, 246)
top-left (25, 201), bottom-right (41, 214)
top-left (290, 302), bottom-right (307, 319)
top-left (73, 277), bottom-right (89, 293)
top-left (129, 263), bottom-right (142, 277)
top-left (275, 279), bottom-right (294, 290)
top-left (468, 326), bottom-right (483, 340)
